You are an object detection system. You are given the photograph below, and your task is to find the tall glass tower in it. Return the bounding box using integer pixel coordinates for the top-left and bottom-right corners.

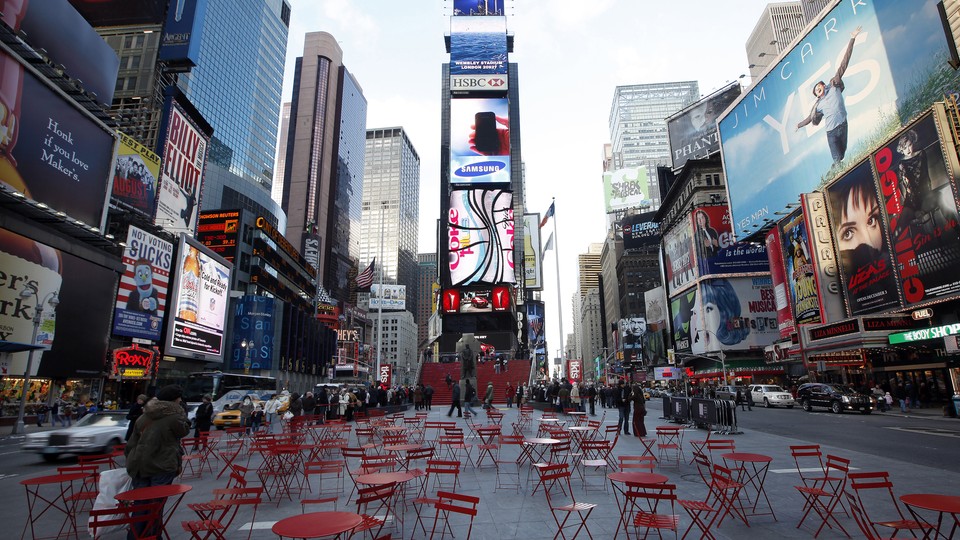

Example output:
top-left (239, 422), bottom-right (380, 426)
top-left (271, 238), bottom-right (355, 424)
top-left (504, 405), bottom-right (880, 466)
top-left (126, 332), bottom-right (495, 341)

top-left (176, 0), bottom-right (289, 193)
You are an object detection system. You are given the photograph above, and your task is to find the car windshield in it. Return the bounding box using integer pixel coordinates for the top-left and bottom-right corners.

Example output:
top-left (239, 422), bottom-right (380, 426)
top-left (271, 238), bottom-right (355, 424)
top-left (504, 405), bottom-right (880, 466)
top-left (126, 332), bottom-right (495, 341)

top-left (74, 413), bottom-right (126, 428)
top-left (761, 386), bottom-right (785, 392)
top-left (826, 385), bottom-right (857, 394)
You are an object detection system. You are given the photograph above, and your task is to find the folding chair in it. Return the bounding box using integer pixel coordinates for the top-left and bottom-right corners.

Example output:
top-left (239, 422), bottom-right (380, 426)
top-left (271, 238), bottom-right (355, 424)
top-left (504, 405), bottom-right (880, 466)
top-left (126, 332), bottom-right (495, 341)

top-left (430, 491), bottom-right (480, 540)
top-left (475, 425), bottom-right (502, 469)
top-left (704, 439), bottom-right (736, 465)
top-left (182, 487), bottom-right (262, 540)
top-left (216, 439), bottom-right (245, 479)
top-left (437, 433), bottom-right (473, 467)
top-left (790, 444), bottom-right (836, 489)
top-left (541, 465), bottom-right (597, 540)
top-left (845, 491), bottom-right (892, 540)
top-left (495, 434), bottom-right (525, 492)
top-left (687, 428), bottom-right (713, 464)
top-left (410, 461), bottom-right (461, 538)
top-left (710, 464), bottom-right (749, 528)
top-left (534, 463), bottom-right (571, 497)
top-left (57, 464), bottom-right (100, 516)
top-left (354, 482), bottom-right (398, 540)
top-left (624, 482), bottom-right (680, 540)
top-left (355, 426), bottom-right (377, 449)
top-left (620, 455), bottom-right (657, 472)
top-left (578, 440), bottom-right (612, 493)
top-left (795, 454), bottom-right (849, 537)
top-left (656, 426), bottom-right (684, 470)
top-left (180, 437), bottom-right (208, 479)
top-left (303, 460), bottom-right (345, 498)
top-left (847, 471), bottom-right (933, 538)
top-left (404, 417), bottom-right (426, 444)
top-left (89, 502), bottom-right (163, 540)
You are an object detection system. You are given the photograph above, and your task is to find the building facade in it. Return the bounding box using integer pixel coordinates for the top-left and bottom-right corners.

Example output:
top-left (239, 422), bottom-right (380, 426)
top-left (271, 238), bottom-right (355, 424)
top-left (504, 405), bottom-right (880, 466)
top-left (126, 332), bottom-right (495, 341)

top-left (417, 253), bottom-right (439, 349)
top-left (745, 2), bottom-right (804, 80)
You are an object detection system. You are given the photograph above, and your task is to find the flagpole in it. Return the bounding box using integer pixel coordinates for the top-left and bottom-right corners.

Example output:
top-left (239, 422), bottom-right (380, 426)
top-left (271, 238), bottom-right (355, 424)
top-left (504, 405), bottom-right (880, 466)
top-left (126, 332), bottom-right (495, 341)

top-left (551, 197), bottom-right (565, 380)
top-left (376, 203), bottom-right (385, 386)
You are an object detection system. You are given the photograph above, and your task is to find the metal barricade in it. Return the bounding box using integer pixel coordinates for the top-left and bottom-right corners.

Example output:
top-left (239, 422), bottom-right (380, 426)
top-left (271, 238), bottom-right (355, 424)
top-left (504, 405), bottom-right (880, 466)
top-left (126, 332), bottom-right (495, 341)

top-left (689, 398), bottom-right (718, 430)
top-left (714, 399), bottom-right (741, 434)
top-left (668, 397), bottom-right (691, 424)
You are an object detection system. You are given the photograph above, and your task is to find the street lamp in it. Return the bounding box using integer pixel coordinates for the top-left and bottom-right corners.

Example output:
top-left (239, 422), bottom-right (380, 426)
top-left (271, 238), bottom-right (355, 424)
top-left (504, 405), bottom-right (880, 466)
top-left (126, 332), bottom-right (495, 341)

top-left (240, 339), bottom-right (254, 374)
top-left (11, 284), bottom-right (59, 435)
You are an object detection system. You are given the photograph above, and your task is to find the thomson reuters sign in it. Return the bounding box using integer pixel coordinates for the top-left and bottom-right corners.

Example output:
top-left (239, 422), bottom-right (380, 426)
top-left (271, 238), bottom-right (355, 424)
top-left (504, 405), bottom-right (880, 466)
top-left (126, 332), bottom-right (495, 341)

top-left (451, 74), bottom-right (508, 93)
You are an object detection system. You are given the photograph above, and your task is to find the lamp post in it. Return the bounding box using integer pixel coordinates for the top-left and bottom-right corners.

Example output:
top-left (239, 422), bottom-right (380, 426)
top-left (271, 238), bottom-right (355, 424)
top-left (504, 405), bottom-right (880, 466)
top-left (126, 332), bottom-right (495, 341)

top-left (240, 339), bottom-right (253, 374)
top-left (11, 285), bottom-right (59, 435)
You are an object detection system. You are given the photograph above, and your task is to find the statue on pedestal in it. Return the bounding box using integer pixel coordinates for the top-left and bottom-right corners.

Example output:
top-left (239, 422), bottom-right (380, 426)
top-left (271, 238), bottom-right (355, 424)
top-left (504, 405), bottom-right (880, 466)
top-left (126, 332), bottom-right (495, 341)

top-left (456, 333), bottom-right (480, 380)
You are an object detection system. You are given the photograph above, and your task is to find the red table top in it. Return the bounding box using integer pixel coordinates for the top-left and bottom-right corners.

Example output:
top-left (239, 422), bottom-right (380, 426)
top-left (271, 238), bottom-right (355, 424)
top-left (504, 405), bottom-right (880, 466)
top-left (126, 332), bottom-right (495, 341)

top-left (721, 452), bottom-right (773, 463)
top-left (608, 471), bottom-right (670, 484)
top-left (901, 494), bottom-right (960, 513)
top-left (384, 444), bottom-right (423, 452)
top-left (356, 471), bottom-right (415, 485)
top-left (272, 511), bottom-right (364, 538)
top-left (524, 438), bottom-right (561, 445)
top-left (568, 426), bottom-right (597, 431)
top-left (116, 483), bottom-right (192, 502)
top-left (20, 472), bottom-right (90, 486)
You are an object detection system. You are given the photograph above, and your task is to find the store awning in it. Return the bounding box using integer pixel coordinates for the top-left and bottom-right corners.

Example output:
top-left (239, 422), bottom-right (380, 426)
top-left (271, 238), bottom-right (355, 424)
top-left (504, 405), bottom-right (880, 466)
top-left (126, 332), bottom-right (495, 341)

top-left (0, 341), bottom-right (44, 353)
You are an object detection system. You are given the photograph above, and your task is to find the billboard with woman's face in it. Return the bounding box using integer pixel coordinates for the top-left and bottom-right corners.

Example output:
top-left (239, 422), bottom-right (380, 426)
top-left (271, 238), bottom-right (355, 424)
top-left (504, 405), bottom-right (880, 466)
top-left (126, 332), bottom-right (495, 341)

top-left (689, 277), bottom-right (778, 355)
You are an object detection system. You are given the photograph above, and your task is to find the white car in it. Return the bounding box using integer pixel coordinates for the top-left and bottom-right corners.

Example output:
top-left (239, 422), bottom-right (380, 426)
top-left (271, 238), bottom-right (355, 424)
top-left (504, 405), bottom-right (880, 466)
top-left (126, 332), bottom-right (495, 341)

top-left (22, 412), bottom-right (129, 462)
top-left (749, 385), bottom-right (796, 408)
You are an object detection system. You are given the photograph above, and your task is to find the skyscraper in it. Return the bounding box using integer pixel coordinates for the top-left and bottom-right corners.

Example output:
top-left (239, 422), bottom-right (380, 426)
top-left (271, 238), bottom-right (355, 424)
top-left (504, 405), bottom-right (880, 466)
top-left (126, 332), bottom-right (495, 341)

top-left (745, 2), bottom-right (804, 80)
top-left (417, 253), bottom-right (439, 349)
top-left (360, 128), bottom-right (421, 309)
top-left (281, 32), bottom-right (368, 303)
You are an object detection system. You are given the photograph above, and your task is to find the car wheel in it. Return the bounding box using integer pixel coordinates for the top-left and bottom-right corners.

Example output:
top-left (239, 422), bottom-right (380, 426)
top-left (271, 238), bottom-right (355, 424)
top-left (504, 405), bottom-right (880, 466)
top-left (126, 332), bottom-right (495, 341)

top-left (764, 398), bottom-right (771, 408)
top-left (105, 438), bottom-right (122, 452)
top-left (831, 401), bottom-right (843, 414)
top-left (41, 453), bottom-right (60, 463)
top-left (802, 399), bottom-right (812, 412)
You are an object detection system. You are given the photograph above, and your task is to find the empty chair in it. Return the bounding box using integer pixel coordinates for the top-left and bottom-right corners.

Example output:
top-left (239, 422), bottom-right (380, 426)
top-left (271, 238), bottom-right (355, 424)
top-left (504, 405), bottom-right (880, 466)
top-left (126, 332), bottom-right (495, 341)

top-left (89, 502), bottom-right (163, 540)
top-left (847, 471), bottom-right (933, 538)
top-left (619, 455), bottom-right (657, 473)
top-left (540, 463), bottom-right (598, 540)
top-left (494, 434), bottom-right (525, 492)
top-left (354, 482), bottom-right (398, 539)
top-left (625, 482), bottom-right (680, 540)
top-left (794, 454), bottom-right (850, 538)
top-left (430, 491), bottom-right (480, 540)
top-left (656, 426), bottom-right (684, 469)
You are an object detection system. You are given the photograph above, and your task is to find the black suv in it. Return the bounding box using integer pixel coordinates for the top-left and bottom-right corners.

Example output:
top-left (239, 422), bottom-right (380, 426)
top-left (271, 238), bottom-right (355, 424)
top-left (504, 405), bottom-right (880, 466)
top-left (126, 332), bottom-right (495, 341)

top-left (796, 383), bottom-right (872, 414)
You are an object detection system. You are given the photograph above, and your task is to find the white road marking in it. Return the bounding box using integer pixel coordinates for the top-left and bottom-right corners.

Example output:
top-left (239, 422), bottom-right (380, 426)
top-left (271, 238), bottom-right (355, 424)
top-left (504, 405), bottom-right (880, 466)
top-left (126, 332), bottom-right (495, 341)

top-left (885, 427), bottom-right (960, 439)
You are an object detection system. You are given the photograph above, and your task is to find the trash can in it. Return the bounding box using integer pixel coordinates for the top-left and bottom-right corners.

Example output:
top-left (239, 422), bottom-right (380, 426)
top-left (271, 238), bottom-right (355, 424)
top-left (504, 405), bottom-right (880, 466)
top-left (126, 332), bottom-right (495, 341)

top-left (952, 394), bottom-right (960, 417)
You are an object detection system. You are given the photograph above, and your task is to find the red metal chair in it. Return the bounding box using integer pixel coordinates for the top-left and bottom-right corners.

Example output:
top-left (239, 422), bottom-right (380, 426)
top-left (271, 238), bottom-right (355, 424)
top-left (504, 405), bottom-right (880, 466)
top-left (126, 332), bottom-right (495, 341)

top-left (578, 440), bottom-right (612, 492)
top-left (494, 434), bottom-right (525, 492)
top-left (354, 482), bottom-right (398, 540)
top-left (847, 471), bottom-right (934, 538)
top-left (475, 425), bottom-right (502, 469)
top-left (89, 502), bottom-right (163, 540)
top-left (794, 454), bottom-right (850, 537)
top-left (625, 482), bottom-right (680, 540)
top-left (303, 459), bottom-right (345, 498)
top-left (410, 460), bottom-right (461, 538)
top-left (182, 487), bottom-right (263, 540)
top-left (845, 490), bottom-right (895, 540)
top-left (430, 491), bottom-right (480, 540)
top-left (540, 464), bottom-right (597, 540)
top-left (656, 426), bottom-right (684, 470)
top-left (619, 455), bottom-right (657, 472)
top-left (710, 463), bottom-right (749, 528)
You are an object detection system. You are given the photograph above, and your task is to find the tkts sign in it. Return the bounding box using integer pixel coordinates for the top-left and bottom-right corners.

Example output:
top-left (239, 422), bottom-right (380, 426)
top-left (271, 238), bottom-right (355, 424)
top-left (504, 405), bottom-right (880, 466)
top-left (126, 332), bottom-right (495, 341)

top-left (567, 359), bottom-right (582, 383)
top-left (379, 364), bottom-right (392, 387)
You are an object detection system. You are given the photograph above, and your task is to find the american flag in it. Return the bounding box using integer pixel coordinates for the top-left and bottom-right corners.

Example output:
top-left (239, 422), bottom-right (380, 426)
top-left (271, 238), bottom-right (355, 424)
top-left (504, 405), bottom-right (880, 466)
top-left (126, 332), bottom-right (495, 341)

top-left (356, 258), bottom-right (376, 289)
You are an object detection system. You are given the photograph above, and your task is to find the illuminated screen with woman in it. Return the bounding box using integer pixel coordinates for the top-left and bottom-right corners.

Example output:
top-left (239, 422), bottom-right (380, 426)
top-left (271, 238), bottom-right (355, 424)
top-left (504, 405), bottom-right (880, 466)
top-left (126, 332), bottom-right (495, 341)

top-left (691, 279), bottom-right (750, 353)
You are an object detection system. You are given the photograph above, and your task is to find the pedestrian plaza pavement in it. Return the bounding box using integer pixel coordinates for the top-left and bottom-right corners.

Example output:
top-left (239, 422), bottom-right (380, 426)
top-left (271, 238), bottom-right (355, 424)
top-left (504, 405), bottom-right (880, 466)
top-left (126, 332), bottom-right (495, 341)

top-left (13, 400), bottom-right (960, 539)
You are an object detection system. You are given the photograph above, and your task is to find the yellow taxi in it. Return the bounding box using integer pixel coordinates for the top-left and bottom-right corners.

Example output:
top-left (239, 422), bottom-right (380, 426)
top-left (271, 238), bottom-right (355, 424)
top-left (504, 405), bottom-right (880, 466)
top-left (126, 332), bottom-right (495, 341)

top-left (212, 399), bottom-right (262, 429)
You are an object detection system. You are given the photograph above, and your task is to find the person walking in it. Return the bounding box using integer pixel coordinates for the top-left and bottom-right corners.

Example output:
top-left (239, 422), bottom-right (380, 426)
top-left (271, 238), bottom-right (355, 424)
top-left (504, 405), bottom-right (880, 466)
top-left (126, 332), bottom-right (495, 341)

top-left (264, 394), bottom-right (280, 431)
top-left (124, 385), bottom-right (190, 539)
top-left (423, 384), bottom-right (434, 410)
top-left (484, 381), bottom-right (494, 410)
top-left (631, 383), bottom-right (647, 438)
top-left (464, 381), bottom-right (478, 417)
top-left (413, 385), bottom-right (423, 411)
top-left (125, 394), bottom-right (147, 441)
top-left (447, 382), bottom-right (462, 418)
top-left (249, 404), bottom-right (264, 433)
top-left (615, 380), bottom-right (631, 435)
top-left (745, 388), bottom-right (755, 411)
top-left (516, 383), bottom-right (524, 407)
top-left (587, 384), bottom-right (597, 416)
top-left (505, 382), bottom-right (515, 408)
top-left (193, 395), bottom-right (213, 438)
top-left (50, 400), bottom-right (61, 427)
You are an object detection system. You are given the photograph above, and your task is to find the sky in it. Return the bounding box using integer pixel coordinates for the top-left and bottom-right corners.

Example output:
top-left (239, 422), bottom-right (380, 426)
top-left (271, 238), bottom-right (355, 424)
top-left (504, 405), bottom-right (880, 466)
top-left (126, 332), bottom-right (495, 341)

top-left (281, 0), bottom-right (796, 358)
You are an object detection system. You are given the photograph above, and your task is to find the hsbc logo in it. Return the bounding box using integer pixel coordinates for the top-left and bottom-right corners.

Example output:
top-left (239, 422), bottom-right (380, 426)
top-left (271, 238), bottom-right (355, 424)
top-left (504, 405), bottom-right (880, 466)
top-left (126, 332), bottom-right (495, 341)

top-left (451, 75), bottom-right (508, 92)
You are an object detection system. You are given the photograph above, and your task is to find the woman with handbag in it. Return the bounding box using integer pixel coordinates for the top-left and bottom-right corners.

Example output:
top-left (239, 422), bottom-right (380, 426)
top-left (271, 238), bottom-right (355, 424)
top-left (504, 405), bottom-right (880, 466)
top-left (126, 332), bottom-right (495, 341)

top-left (631, 383), bottom-right (647, 438)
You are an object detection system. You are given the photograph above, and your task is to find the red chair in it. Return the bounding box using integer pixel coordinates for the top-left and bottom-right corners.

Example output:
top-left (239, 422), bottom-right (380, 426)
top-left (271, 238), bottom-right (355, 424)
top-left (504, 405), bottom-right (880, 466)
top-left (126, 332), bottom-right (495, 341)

top-left (430, 491), bottom-right (480, 540)
top-left (182, 487), bottom-right (263, 540)
top-left (89, 502), bottom-right (163, 540)
top-left (790, 444), bottom-right (835, 489)
top-left (710, 463), bottom-right (749, 528)
top-left (845, 491), bottom-right (895, 540)
top-left (656, 426), bottom-right (684, 469)
top-left (578, 440), bottom-right (612, 492)
top-left (494, 434), bottom-right (525, 492)
top-left (619, 455), bottom-right (657, 472)
top-left (303, 459), bottom-right (344, 498)
top-left (847, 471), bottom-right (933, 538)
top-left (625, 482), bottom-right (680, 539)
top-left (475, 425), bottom-right (502, 468)
top-left (354, 482), bottom-right (398, 540)
top-left (539, 463), bottom-right (597, 539)
top-left (794, 454), bottom-right (850, 537)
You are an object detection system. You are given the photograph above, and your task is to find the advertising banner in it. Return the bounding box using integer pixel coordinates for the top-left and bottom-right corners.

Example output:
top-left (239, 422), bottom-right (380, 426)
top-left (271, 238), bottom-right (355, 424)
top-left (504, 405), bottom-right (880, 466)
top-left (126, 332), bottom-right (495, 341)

top-left (453, 0), bottom-right (506, 16)
top-left (111, 345), bottom-right (157, 380)
top-left (603, 167), bottom-right (654, 213)
top-left (370, 284), bottom-right (407, 311)
top-left (527, 300), bottom-right (545, 357)
top-left (654, 366), bottom-right (683, 380)
top-left (113, 226), bottom-right (173, 341)
top-left (11, 0), bottom-right (120, 106)
top-left (154, 100), bottom-right (209, 235)
top-left (111, 132), bottom-right (160, 218)
top-left (825, 161), bottom-right (902, 315)
top-left (196, 210), bottom-right (240, 263)
top-left (718, 0), bottom-right (958, 239)
top-left (765, 227), bottom-right (796, 340)
top-left (801, 193), bottom-right (847, 323)
top-left (0, 50), bottom-right (115, 229)
top-left (449, 97), bottom-right (510, 184)
top-left (667, 82), bottom-right (741, 170)
top-left (780, 209), bottom-right (822, 326)
top-left (522, 213), bottom-right (542, 290)
top-left (621, 212), bottom-right (660, 250)
top-left (663, 217), bottom-right (697, 291)
top-left (230, 295), bottom-right (275, 371)
top-left (165, 234), bottom-right (232, 361)
top-left (670, 289), bottom-right (696, 354)
top-left (0, 227), bottom-right (117, 379)
top-left (379, 364), bottom-right (392, 387)
top-left (873, 108), bottom-right (960, 307)
top-left (690, 277), bottom-right (779, 355)
top-left (692, 205), bottom-right (768, 276)
top-left (157, 0), bottom-right (208, 69)
top-left (449, 16), bottom-right (507, 77)
top-left (567, 359), bottom-right (582, 383)
top-left (644, 286), bottom-right (668, 330)
top-left (620, 318), bottom-right (646, 352)
top-left (448, 189), bottom-right (515, 285)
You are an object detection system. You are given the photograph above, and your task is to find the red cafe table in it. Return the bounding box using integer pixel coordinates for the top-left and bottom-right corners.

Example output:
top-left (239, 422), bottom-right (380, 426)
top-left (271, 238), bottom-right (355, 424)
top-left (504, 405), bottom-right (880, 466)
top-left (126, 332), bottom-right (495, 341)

top-left (273, 511), bottom-right (364, 539)
top-left (115, 483), bottom-right (192, 540)
top-left (900, 494), bottom-right (960, 539)
top-left (20, 471), bottom-right (89, 540)
top-left (608, 471), bottom-right (670, 539)
top-left (721, 452), bottom-right (776, 520)
top-left (355, 472), bottom-right (416, 532)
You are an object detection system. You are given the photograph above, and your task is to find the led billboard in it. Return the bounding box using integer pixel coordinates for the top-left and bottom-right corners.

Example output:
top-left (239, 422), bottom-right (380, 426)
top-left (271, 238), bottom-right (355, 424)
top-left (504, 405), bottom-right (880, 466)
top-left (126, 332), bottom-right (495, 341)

top-left (872, 107), bottom-right (960, 307)
top-left (450, 97), bottom-right (510, 184)
top-left (111, 132), bottom-right (160, 218)
top-left (157, 0), bottom-right (208, 69)
top-left (526, 300), bottom-right (545, 357)
top-left (765, 227), bottom-right (795, 340)
top-left (196, 210), bottom-right (240, 263)
top-left (112, 226), bottom-right (173, 341)
top-left (663, 217), bottom-right (697, 291)
top-left (449, 16), bottom-right (507, 78)
top-left (154, 98), bottom-right (209, 235)
top-left (370, 284), bottom-right (407, 311)
top-left (667, 82), bottom-right (741, 170)
top-left (522, 213), bottom-right (543, 290)
top-left (718, 0), bottom-right (959, 239)
top-left (453, 0), bottom-right (505, 16)
top-left (229, 295), bottom-right (275, 371)
top-left (440, 286), bottom-right (512, 314)
top-left (603, 167), bottom-right (654, 213)
top-left (692, 205), bottom-right (768, 276)
top-left (621, 212), bottom-right (660, 250)
top-left (448, 189), bottom-right (515, 286)
top-left (0, 227), bottom-right (118, 379)
top-left (824, 161), bottom-right (901, 315)
top-left (689, 277), bottom-right (779, 356)
top-left (165, 234), bottom-right (232, 361)
top-left (0, 49), bottom-right (115, 229)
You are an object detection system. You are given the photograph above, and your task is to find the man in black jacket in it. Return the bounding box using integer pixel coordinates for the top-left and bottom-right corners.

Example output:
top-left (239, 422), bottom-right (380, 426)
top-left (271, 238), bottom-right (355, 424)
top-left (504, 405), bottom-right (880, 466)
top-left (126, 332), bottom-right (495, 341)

top-left (614, 380), bottom-right (632, 434)
top-left (301, 392), bottom-right (316, 417)
top-left (423, 384), bottom-right (434, 410)
top-left (447, 382), bottom-right (462, 417)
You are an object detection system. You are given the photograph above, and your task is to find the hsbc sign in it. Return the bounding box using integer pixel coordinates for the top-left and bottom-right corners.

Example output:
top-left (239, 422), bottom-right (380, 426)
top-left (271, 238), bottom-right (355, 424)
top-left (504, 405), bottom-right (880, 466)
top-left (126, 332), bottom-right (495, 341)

top-left (451, 74), bottom-right (508, 93)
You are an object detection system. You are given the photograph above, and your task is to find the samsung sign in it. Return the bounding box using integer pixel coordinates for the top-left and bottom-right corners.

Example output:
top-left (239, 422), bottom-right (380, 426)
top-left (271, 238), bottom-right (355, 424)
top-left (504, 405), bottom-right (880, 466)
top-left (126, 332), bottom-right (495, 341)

top-left (889, 323), bottom-right (960, 345)
top-left (451, 74), bottom-right (508, 93)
